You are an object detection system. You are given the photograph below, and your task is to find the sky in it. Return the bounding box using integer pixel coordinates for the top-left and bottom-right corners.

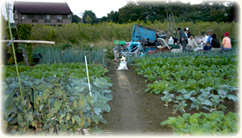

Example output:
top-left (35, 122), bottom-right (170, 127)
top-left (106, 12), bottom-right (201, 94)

top-left (1, 0), bottom-right (206, 23)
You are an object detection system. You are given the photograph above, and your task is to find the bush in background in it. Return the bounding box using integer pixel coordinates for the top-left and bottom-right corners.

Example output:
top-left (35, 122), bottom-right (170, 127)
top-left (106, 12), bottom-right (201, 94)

top-left (31, 21), bottom-right (238, 46)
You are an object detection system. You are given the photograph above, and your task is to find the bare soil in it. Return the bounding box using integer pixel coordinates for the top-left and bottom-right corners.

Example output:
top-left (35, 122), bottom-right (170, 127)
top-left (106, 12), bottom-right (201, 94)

top-left (98, 60), bottom-right (239, 136)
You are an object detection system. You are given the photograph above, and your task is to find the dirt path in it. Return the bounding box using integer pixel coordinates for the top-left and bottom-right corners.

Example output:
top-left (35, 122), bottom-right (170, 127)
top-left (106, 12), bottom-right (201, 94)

top-left (98, 61), bottom-right (173, 135)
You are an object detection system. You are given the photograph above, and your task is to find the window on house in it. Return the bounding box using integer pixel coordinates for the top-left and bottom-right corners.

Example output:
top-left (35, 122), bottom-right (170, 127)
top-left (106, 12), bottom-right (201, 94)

top-left (14, 14), bottom-right (18, 20)
top-left (55, 15), bottom-right (63, 22)
top-left (67, 14), bottom-right (71, 19)
top-left (22, 15), bottom-right (27, 19)
top-left (46, 15), bottom-right (50, 19)
top-left (45, 15), bottom-right (51, 22)
top-left (38, 15), bottom-right (44, 19)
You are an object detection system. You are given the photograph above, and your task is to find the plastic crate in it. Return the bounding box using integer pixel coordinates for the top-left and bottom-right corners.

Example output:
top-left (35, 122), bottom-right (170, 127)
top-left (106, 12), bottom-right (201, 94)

top-left (168, 44), bottom-right (180, 49)
top-left (114, 40), bottom-right (126, 45)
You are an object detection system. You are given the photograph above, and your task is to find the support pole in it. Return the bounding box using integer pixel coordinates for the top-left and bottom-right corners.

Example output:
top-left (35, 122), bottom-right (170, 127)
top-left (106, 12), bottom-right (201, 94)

top-left (5, 2), bottom-right (23, 101)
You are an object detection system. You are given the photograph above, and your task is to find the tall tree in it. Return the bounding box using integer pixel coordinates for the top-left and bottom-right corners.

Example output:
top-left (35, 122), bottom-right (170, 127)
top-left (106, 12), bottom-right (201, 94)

top-left (83, 10), bottom-right (97, 24)
top-left (72, 14), bottom-right (81, 23)
top-left (107, 11), bottom-right (120, 23)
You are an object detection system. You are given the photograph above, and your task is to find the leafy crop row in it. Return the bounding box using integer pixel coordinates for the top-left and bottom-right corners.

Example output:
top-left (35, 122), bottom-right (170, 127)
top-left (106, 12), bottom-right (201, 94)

top-left (133, 53), bottom-right (239, 113)
top-left (161, 111), bottom-right (239, 135)
top-left (135, 55), bottom-right (238, 93)
top-left (2, 63), bottom-right (112, 135)
top-left (3, 62), bottom-right (108, 80)
top-left (127, 49), bottom-right (238, 64)
top-left (33, 46), bottom-right (107, 66)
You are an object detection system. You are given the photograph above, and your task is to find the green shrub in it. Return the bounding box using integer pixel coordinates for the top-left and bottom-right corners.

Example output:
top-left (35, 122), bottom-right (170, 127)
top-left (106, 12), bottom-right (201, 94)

top-left (30, 21), bottom-right (238, 45)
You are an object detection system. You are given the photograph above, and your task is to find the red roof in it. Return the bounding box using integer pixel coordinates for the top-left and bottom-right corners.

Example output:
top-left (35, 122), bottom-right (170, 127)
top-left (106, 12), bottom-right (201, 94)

top-left (13, 1), bottom-right (72, 15)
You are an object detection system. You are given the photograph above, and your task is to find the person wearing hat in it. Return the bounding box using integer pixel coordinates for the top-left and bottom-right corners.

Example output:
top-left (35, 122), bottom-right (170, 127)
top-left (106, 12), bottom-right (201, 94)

top-left (186, 34), bottom-right (198, 51)
top-left (177, 27), bottom-right (188, 52)
top-left (184, 27), bottom-right (190, 39)
top-left (201, 31), bottom-right (208, 47)
top-left (221, 32), bottom-right (232, 51)
top-left (203, 29), bottom-right (213, 50)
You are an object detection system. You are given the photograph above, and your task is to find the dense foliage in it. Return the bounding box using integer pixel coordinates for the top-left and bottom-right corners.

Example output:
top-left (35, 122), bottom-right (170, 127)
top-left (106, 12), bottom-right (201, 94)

top-left (30, 21), bottom-right (238, 44)
top-left (132, 50), bottom-right (239, 135)
top-left (33, 46), bottom-right (107, 66)
top-left (161, 111), bottom-right (239, 135)
top-left (4, 24), bottom-right (33, 64)
top-left (98, 1), bottom-right (238, 24)
top-left (133, 51), bottom-right (239, 114)
top-left (2, 63), bottom-right (112, 135)
top-left (3, 62), bottom-right (108, 79)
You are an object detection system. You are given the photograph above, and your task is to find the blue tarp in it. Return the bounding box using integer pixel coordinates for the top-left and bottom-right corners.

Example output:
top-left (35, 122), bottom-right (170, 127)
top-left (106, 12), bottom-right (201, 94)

top-left (131, 24), bottom-right (157, 42)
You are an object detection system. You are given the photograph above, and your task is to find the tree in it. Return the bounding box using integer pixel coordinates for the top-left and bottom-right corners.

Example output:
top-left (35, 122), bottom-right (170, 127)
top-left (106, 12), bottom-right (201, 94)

top-left (107, 11), bottom-right (120, 23)
top-left (72, 14), bottom-right (81, 23)
top-left (98, 1), bottom-right (238, 24)
top-left (83, 10), bottom-right (97, 24)
top-left (100, 16), bottom-right (108, 22)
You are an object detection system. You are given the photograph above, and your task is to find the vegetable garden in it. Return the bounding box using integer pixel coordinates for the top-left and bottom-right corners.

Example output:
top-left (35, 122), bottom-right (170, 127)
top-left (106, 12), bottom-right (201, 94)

top-left (2, 58), bottom-right (113, 135)
top-left (1, 16), bottom-right (240, 135)
top-left (132, 50), bottom-right (239, 135)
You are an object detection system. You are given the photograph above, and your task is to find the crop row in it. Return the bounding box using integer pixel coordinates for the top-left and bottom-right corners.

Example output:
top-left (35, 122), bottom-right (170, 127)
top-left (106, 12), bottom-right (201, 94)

top-left (2, 63), bottom-right (112, 135)
top-left (161, 111), bottom-right (238, 135)
top-left (3, 62), bottom-right (108, 80)
top-left (133, 53), bottom-right (239, 135)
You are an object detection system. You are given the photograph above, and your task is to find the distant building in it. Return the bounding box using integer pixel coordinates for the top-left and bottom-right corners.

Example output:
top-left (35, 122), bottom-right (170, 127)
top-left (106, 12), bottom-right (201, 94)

top-left (13, 1), bottom-right (73, 26)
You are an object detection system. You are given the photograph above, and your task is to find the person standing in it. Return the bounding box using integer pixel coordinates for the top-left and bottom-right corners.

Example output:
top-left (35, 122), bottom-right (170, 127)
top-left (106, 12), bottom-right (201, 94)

top-left (177, 28), bottom-right (188, 52)
top-left (203, 30), bottom-right (213, 51)
top-left (210, 34), bottom-right (221, 51)
top-left (221, 32), bottom-right (232, 51)
top-left (184, 28), bottom-right (190, 38)
top-left (186, 34), bottom-right (198, 51)
top-left (201, 31), bottom-right (208, 48)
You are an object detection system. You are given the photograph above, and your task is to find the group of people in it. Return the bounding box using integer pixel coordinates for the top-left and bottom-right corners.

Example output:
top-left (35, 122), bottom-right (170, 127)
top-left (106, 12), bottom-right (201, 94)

top-left (177, 27), bottom-right (232, 52)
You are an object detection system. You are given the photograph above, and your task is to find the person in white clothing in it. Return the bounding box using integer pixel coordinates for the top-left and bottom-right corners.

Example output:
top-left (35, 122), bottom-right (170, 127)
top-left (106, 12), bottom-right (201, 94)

top-left (186, 34), bottom-right (198, 51)
top-left (200, 31), bottom-right (208, 47)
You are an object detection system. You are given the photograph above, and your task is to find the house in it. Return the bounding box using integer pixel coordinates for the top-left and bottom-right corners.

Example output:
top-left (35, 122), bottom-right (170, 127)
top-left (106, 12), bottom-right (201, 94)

top-left (13, 1), bottom-right (73, 26)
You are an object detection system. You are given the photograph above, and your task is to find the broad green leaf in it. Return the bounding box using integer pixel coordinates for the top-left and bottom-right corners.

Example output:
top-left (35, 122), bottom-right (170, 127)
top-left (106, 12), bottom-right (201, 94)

top-left (26, 112), bottom-right (33, 122)
top-left (86, 96), bottom-right (93, 105)
top-left (160, 120), bottom-right (168, 125)
top-left (66, 113), bottom-right (71, 120)
top-left (227, 94), bottom-right (237, 102)
top-left (48, 108), bottom-right (57, 118)
top-left (39, 104), bottom-right (44, 111)
top-left (202, 99), bottom-right (213, 106)
top-left (4, 92), bottom-right (15, 108)
top-left (74, 115), bottom-right (81, 126)
top-left (43, 90), bottom-right (50, 100)
top-left (81, 116), bottom-right (85, 127)
top-left (59, 124), bottom-right (67, 131)
top-left (60, 114), bottom-right (66, 119)
top-left (182, 113), bottom-right (191, 121)
top-left (54, 100), bottom-right (61, 111)
top-left (73, 100), bottom-right (78, 108)
top-left (79, 99), bottom-right (85, 107)
top-left (91, 115), bottom-right (99, 124)
top-left (167, 117), bottom-right (177, 125)
top-left (54, 88), bottom-right (63, 98)
top-left (17, 114), bottom-right (22, 123)
top-left (72, 116), bottom-right (75, 124)
top-left (5, 107), bottom-right (16, 119)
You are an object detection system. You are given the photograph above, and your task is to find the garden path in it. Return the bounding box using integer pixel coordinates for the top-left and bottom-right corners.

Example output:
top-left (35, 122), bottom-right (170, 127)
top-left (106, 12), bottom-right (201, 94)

top-left (98, 61), bottom-right (173, 136)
